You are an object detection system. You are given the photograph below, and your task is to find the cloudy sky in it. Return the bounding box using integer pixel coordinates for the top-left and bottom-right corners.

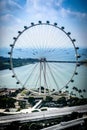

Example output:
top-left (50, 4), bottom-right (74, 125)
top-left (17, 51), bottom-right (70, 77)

top-left (0, 0), bottom-right (87, 48)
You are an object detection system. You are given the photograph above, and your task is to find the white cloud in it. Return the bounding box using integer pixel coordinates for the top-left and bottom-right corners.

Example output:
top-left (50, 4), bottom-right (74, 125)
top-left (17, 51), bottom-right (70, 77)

top-left (24, 0), bottom-right (87, 23)
top-left (0, 0), bottom-right (23, 13)
top-left (60, 8), bottom-right (87, 19)
top-left (1, 14), bottom-right (18, 22)
top-left (25, 0), bottom-right (63, 12)
top-left (23, 0), bottom-right (62, 23)
top-left (9, 0), bottom-right (23, 9)
top-left (0, 0), bottom-right (87, 48)
top-left (0, 14), bottom-right (22, 26)
top-left (54, 0), bottom-right (64, 7)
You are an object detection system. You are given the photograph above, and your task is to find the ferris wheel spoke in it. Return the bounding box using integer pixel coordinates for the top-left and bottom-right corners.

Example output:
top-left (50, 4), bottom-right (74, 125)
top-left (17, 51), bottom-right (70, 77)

top-left (50, 63), bottom-right (67, 86)
top-left (53, 63), bottom-right (76, 78)
top-left (43, 63), bottom-right (49, 93)
top-left (47, 62), bottom-right (60, 91)
top-left (46, 72), bottom-right (53, 93)
top-left (52, 66), bottom-right (70, 87)
top-left (23, 63), bottom-right (39, 88)
top-left (50, 63), bottom-right (69, 88)
top-left (51, 63), bottom-right (75, 77)
top-left (34, 73), bottom-right (40, 90)
top-left (30, 65), bottom-right (40, 90)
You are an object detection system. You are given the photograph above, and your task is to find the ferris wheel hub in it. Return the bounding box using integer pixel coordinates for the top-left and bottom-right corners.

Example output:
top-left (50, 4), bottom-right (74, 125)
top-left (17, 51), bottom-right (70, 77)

top-left (40, 58), bottom-right (46, 62)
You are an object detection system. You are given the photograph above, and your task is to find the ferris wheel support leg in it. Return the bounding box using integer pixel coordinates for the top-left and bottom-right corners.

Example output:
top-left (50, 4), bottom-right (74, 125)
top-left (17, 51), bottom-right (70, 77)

top-left (44, 60), bottom-right (47, 95)
top-left (39, 62), bottom-right (42, 95)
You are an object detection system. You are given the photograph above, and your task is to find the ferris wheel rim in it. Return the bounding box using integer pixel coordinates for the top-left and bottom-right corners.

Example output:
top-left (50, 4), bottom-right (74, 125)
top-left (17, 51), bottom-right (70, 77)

top-left (9, 21), bottom-right (80, 95)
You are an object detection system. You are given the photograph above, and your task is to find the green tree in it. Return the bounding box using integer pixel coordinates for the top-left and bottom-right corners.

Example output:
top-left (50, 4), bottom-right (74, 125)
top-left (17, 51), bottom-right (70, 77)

top-left (0, 96), bottom-right (16, 108)
top-left (71, 112), bottom-right (78, 120)
top-left (45, 96), bottom-right (53, 102)
top-left (19, 101), bottom-right (26, 109)
top-left (28, 97), bottom-right (35, 106)
top-left (57, 97), bottom-right (67, 106)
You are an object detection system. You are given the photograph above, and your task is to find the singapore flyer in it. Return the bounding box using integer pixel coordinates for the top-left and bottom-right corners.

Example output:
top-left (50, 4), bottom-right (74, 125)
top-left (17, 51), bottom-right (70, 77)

top-left (8, 21), bottom-right (80, 95)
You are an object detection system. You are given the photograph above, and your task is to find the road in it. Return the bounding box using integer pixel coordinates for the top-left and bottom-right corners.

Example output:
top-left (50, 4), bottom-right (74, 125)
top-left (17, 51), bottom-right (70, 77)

top-left (0, 104), bottom-right (87, 126)
top-left (41, 116), bottom-right (87, 130)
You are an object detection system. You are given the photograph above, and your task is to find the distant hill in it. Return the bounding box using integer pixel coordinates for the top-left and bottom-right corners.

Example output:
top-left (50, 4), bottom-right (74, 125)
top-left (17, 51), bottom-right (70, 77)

top-left (0, 56), bottom-right (39, 70)
top-left (0, 57), bottom-right (10, 70)
top-left (0, 56), bottom-right (87, 70)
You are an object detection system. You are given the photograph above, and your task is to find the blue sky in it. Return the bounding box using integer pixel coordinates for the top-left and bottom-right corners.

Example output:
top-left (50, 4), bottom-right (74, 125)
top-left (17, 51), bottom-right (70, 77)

top-left (0, 0), bottom-right (87, 92)
top-left (0, 0), bottom-right (87, 48)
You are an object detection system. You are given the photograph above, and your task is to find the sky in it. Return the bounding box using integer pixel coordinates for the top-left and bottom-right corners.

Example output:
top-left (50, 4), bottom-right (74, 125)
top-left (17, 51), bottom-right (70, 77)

top-left (0, 0), bottom-right (87, 49)
top-left (0, 0), bottom-right (87, 94)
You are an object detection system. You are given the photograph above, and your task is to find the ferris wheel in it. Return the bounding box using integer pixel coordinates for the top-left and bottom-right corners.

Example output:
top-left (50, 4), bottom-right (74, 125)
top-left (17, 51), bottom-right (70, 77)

top-left (8, 21), bottom-right (80, 95)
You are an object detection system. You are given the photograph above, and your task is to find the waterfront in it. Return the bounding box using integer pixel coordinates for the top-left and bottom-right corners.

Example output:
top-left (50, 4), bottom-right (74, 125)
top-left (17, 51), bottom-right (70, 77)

top-left (0, 64), bottom-right (87, 97)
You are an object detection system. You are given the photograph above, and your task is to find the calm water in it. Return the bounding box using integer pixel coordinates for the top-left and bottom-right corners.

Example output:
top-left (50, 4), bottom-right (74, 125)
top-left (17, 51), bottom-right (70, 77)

top-left (0, 47), bottom-right (87, 97)
top-left (0, 64), bottom-right (87, 97)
